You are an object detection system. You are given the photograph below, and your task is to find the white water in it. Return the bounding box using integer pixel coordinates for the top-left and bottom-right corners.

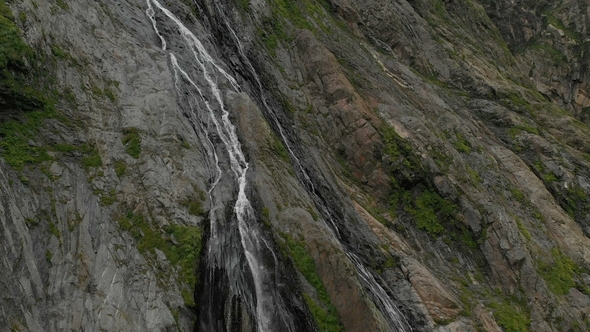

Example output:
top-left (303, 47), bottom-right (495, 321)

top-left (146, 1), bottom-right (291, 330)
top-left (217, 8), bottom-right (412, 332)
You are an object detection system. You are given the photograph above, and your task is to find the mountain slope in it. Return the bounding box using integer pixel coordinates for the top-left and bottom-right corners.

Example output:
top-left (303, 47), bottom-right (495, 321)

top-left (1, 0), bottom-right (590, 331)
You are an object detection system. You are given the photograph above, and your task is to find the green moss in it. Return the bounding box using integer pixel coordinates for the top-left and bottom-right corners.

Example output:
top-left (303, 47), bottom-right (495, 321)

top-left (507, 124), bottom-right (539, 138)
top-left (25, 217), bottom-right (38, 228)
top-left (82, 147), bottom-right (102, 168)
top-left (406, 190), bottom-right (455, 237)
top-left (515, 217), bottom-right (531, 242)
top-left (282, 235), bottom-right (343, 331)
top-left (303, 294), bottom-right (344, 332)
top-left (45, 249), bottom-right (52, 262)
top-left (0, 4), bottom-right (75, 170)
top-left (510, 187), bottom-right (526, 203)
top-left (545, 15), bottom-right (580, 41)
top-left (50, 45), bottom-right (68, 59)
top-left (114, 160), bottom-right (126, 177)
top-left (122, 128), bottom-right (141, 158)
top-left (453, 132), bottom-right (472, 153)
top-left (236, 0), bottom-right (250, 12)
top-left (489, 301), bottom-right (530, 332)
top-left (187, 200), bottom-right (203, 216)
top-left (538, 248), bottom-right (577, 295)
top-left (0, 112), bottom-right (54, 170)
top-left (261, 207), bottom-right (271, 227)
top-left (528, 42), bottom-right (568, 65)
top-left (564, 186), bottom-right (588, 219)
top-left (68, 212), bottom-right (82, 232)
top-left (0, 2), bottom-right (33, 69)
top-left (259, 0), bottom-right (330, 56)
top-left (104, 87), bottom-right (116, 102)
top-left (118, 212), bottom-right (202, 307)
top-left (164, 224), bottom-right (202, 307)
top-left (48, 221), bottom-right (61, 239)
top-left (499, 91), bottom-right (533, 114)
top-left (99, 189), bottom-right (117, 206)
top-left (466, 166), bottom-right (481, 184)
top-left (0, 1), bottom-right (59, 115)
top-left (271, 135), bottom-right (290, 162)
top-left (271, 0), bottom-right (313, 31)
top-left (52, 143), bottom-right (105, 171)
top-left (56, 0), bottom-right (68, 10)
top-left (543, 173), bottom-right (558, 182)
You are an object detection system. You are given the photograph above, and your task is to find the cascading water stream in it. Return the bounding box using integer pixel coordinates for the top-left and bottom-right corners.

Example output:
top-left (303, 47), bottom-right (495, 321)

top-left (213, 5), bottom-right (413, 331)
top-left (146, 1), bottom-right (298, 331)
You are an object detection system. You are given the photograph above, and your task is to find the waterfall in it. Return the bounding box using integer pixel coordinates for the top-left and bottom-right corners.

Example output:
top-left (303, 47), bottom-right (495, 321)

top-left (213, 4), bottom-right (413, 331)
top-left (146, 1), bottom-right (297, 331)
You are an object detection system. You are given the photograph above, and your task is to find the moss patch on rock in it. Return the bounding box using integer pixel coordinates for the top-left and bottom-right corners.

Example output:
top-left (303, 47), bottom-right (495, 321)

top-left (118, 212), bottom-right (203, 307)
top-left (281, 234), bottom-right (344, 331)
top-left (122, 128), bottom-right (141, 158)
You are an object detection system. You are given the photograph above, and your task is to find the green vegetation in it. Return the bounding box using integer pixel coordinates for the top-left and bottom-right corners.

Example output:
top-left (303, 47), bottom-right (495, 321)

top-left (545, 15), bottom-right (580, 41)
top-left (515, 217), bottom-right (531, 242)
top-left (261, 207), bottom-right (271, 227)
top-left (381, 126), bottom-right (422, 205)
top-left (453, 132), bottom-right (472, 153)
top-left (0, 1), bottom-right (32, 69)
top-left (303, 294), bottom-right (343, 332)
top-left (258, 0), bottom-right (330, 55)
top-left (0, 2), bottom-right (79, 171)
top-left (270, 135), bottom-right (290, 161)
top-left (528, 42), bottom-right (568, 65)
top-left (538, 248), bottom-right (577, 295)
top-left (543, 173), bottom-right (558, 182)
top-left (0, 1), bottom-right (55, 114)
top-left (68, 212), bottom-right (82, 232)
top-left (51, 143), bottom-right (104, 171)
top-left (380, 126), bottom-right (476, 246)
top-left (50, 45), bottom-right (68, 59)
top-left (507, 124), bottom-right (539, 138)
top-left (45, 250), bottom-right (52, 262)
top-left (563, 186), bottom-right (588, 219)
top-left (236, 0), bottom-right (250, 12)
top-left (282, 235), bottom-right (343, 331)
top-left (91, 85), bottom-right (117, 102)
top-left (114, 160), bottom-right (126, 177)
top-left (489, 300), bottom-right (531, 332)
top-left (56, 0), bottom-right (68, 10)
top-left (187, 200), bottom-right (203, 216)
top-left (465, 166), bottom-right (481, 184)
top-left (25, 217), bottom-right (38, 228)
top-left (118, 212), bottom-right (202, 307)
top-left (82, 146), bottom-right (102, 168)
top-left (181, 195), bottom-right (205, 217)
top-left (498, 91), bottom-right (533, 114)
top-left (510, 187), bottom-right (526, 203)
top-left (532, 160), bottom-right (560, 183)
top-left (0, 111), bottom-right (54, 170)
top-left (405, 191), bottom-right (449, 237)
top-left (180, 189), bottom-right (206, 217)
top-left (99, 189), bottom-right (117, 206)
top-left (122, 128), bottom-right (141, 158)
top-left (48, 221), bottom-right (62, 245)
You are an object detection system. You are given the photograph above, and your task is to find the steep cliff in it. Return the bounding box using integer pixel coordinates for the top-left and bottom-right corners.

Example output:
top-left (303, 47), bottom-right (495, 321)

top-left (1, 0), bottom-right (590, 331)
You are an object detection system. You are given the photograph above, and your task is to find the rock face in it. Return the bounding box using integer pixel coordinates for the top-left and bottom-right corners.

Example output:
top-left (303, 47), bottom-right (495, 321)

top-left (1, 0), bottom-right (590, 331)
